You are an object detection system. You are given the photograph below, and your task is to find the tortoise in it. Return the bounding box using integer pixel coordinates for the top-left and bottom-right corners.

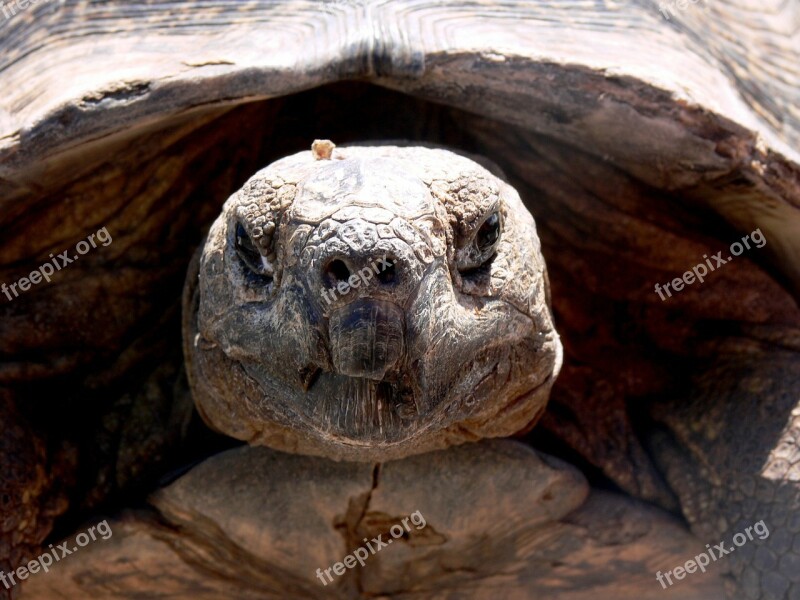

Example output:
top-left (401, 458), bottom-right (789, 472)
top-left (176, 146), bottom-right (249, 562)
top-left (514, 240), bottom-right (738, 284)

top-left (1, 0), bottom-right (799, 599)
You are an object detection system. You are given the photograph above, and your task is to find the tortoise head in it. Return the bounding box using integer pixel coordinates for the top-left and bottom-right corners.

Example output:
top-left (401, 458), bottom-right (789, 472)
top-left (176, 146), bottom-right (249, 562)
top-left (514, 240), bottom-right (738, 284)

top-left (183, 142), bottom-right (561, 461)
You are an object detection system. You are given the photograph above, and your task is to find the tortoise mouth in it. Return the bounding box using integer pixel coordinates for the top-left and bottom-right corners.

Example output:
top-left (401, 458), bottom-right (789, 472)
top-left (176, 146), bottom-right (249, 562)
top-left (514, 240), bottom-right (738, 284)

top-left (328, 299), bottom-right (406, 381)
top-left (298, 371), bottom-right (420, 443)
top-left (288, 298), bottom-right (419, 443)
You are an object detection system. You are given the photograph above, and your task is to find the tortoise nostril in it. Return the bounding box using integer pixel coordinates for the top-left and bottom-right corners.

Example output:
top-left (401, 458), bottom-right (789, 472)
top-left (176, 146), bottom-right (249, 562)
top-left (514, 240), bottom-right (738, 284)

top-left (376, 258), bottom-right (396, 285)
top-left (324, 259), bottom-right (351, 285)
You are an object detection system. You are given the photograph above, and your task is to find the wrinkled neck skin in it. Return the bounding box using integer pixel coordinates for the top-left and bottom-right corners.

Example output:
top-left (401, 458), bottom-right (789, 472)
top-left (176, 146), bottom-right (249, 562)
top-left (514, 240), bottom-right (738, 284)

top-left (183, 144), bottom-right (562, 462)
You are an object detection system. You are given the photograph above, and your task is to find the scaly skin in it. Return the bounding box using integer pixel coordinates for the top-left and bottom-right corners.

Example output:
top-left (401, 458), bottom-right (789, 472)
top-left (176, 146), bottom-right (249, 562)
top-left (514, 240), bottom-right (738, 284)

top-left (181, 142), bottom-right (800, 598)
top-left (183, 142), bottom-right (562, 461)
top-left (650, 326), bottom-right (800, 599)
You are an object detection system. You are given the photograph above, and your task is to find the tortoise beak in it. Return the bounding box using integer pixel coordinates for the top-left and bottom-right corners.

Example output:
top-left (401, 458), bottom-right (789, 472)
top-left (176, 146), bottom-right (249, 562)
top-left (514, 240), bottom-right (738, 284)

top-left (328, 299), bottom-right (405, 380)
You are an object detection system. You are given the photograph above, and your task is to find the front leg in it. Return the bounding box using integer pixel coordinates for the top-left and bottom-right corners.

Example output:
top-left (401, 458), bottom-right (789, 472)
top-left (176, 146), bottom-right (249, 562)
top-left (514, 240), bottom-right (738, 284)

top-left (650, 326), bottom-right (800, 599)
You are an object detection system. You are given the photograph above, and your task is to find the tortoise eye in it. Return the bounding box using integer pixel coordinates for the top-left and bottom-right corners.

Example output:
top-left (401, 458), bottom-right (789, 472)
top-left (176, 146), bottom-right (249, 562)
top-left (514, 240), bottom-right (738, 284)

top-left (477, 212), bottom-right (501, 253)
top-left (235, 222), bottom-right (272, 281)
top-left (457, 210), bottom-right (503, 275)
